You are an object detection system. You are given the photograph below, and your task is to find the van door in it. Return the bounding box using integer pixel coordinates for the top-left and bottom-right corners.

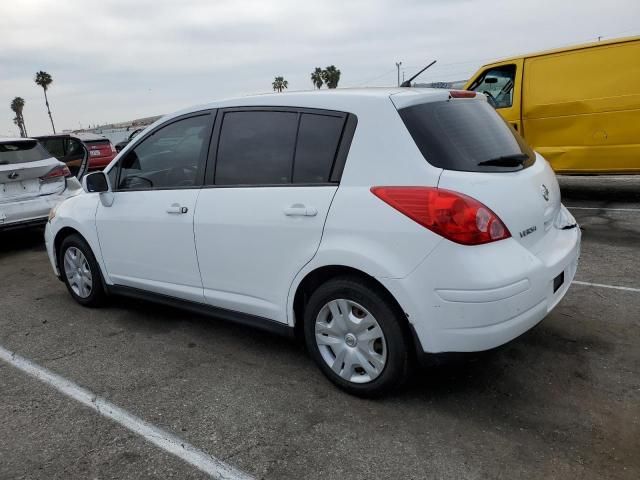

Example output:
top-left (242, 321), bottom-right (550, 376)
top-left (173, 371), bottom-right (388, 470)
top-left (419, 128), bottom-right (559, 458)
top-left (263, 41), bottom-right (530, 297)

top-left (467, 59), bottom-right (524, 133)
top-left (194, 108), bottom-right (351, 323)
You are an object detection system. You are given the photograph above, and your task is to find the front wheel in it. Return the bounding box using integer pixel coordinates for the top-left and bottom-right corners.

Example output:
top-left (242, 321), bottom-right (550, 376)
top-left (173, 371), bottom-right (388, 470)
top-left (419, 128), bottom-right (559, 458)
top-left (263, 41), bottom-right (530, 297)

top-left (303, 277), bottom-right (411, 397)
top-left (59, 234), bottom-right (106, 307)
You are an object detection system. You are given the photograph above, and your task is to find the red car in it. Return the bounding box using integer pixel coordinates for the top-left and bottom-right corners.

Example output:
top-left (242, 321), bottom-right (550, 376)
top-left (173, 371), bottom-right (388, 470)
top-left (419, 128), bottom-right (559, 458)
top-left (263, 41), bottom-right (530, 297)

top-left (75, 133), bottom-right (117, 170)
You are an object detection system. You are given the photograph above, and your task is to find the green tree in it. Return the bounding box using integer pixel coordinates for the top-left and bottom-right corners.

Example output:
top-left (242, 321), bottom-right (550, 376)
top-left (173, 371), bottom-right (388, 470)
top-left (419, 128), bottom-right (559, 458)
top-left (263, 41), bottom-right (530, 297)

top-left (321, 65), bottom-right (341, 89)
top-left (10, 97), bottom-right (27, 137)
top-left (272, 76), bottom-right (288, 93)
top-left (311, 67), bottom-right (324, 89)
top-left (34, 71), bottom-right (56, 133)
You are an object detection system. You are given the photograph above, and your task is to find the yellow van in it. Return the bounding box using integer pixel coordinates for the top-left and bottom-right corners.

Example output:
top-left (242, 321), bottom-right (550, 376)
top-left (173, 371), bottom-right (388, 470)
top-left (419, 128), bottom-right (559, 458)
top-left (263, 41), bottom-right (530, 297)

top-left (465, 36), bottom-right (640, 174)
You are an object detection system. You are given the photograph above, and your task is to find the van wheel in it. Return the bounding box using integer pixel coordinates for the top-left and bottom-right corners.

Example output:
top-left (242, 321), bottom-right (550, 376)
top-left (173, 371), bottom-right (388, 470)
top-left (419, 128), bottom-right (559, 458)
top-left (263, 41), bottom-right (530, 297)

top-left (303, 277), bottom-right (411, 397)
top-left (59, 234), bottom-right (106, 307)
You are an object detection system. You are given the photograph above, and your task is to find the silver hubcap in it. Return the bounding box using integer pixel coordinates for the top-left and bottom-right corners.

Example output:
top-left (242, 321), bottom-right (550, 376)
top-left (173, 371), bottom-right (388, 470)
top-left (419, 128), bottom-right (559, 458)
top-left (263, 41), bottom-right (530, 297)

top-left (63, 247), bottom-right (93, 298)
top-left (315, 299), bottom-right (387, 384)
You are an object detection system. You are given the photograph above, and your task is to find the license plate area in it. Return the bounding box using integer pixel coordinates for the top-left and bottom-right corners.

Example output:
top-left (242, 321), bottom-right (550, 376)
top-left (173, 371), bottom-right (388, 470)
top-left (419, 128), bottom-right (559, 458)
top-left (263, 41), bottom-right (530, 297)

top-left (553, 271), bottom-right (565, 293)
top-left (90, 150), bottom-right (102, 157)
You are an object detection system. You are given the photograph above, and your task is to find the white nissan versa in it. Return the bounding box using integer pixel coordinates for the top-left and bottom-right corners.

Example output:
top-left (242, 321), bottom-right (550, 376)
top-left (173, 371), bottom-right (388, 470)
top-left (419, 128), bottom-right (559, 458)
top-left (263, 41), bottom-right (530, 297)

top-left (45, 88), bottom-right (580, 396)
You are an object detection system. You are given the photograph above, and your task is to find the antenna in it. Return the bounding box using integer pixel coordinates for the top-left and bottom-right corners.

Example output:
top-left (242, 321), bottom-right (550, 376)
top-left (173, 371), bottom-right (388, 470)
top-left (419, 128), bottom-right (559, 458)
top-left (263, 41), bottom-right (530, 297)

top-left (400, 60), bottom-right (437, 87)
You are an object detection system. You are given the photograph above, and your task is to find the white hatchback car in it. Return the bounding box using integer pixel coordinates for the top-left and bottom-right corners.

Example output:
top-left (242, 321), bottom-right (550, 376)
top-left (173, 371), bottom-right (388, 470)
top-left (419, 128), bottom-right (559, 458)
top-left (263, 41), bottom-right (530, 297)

top-left (45, 88), bottom-right (580, 396)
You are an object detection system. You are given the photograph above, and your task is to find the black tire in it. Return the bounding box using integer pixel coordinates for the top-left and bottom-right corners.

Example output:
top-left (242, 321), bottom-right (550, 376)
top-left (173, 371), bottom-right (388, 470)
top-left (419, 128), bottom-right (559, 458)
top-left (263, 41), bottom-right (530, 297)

top-left (58, 234), bottom-right (106, 307)
top-left (303, 276), bottom-right (411, 397)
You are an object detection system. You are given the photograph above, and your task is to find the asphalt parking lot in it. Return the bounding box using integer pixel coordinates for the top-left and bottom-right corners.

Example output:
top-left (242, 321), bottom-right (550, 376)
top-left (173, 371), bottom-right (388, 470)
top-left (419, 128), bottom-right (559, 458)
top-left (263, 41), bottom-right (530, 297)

top-left (1, 176), bottom-right (639, 480)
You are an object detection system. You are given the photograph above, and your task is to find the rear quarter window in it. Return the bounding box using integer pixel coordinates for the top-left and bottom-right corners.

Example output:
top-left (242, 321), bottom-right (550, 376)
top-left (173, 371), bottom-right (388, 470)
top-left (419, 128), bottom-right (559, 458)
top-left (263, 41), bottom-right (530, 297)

top-left (399, 99), bottom-right (535, 172)
top-left (0, 140), bottom-right (52, 165)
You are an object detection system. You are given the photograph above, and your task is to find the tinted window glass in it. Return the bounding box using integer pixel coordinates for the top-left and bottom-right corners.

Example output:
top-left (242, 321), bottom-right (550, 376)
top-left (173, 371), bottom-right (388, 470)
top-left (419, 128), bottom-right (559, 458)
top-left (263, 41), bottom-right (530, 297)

top-left (293, 114), bottom-right (344, 183)
top-left (399, 100), bottom-right (535, 173)
top-left (215, 111), bottom-right (298, 185)
top-left (0, 140), bottom-right (52, 165)
top-left (62, 139), bottom-right (86, 178)
top-left (469, 65), bottom-right (516, 109)
top-left (118, 115), bottom-right (210, 190)
top-left (41, 138), bottom-right (65, 159)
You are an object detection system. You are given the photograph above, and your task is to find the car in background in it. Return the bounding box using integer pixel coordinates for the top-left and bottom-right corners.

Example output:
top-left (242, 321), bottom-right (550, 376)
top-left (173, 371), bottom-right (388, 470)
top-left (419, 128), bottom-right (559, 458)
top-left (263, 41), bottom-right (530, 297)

top-left (0, 138), bottom-right (82, 230)
top-left (115, 127), bottom-right (145, 152)
top-left (35, 133), bottom-right (89, 179)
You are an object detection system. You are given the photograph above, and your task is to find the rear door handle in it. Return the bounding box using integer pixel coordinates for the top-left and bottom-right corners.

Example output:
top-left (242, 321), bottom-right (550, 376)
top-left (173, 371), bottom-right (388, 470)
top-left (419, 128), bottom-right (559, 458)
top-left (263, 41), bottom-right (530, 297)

top-left (284, 204), bottom-right (317, 217)
top-left (167, 203), bottom-right (188, 214)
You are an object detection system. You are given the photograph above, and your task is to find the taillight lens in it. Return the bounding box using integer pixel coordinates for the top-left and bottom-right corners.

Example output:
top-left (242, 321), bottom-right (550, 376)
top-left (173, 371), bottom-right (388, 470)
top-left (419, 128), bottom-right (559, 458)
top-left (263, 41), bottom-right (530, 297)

top-left (41, 165), bottom-right (71, 181)
top-left (110, 143), bottom-right (116, 154)
top-left (370, 186), bottom-right (511, 245)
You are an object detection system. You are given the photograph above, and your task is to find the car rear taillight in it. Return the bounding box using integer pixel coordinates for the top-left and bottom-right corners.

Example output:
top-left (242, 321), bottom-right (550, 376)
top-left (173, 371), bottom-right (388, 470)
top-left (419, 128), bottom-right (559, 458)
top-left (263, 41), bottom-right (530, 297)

top-left (110, 143), bottom-right (116, 154)
top-left (371, 186), bottom-right (510, 245)
top-left (41, 165), bottom-right (71, 182)
top-left (449, 90), bottom-right (477, 98)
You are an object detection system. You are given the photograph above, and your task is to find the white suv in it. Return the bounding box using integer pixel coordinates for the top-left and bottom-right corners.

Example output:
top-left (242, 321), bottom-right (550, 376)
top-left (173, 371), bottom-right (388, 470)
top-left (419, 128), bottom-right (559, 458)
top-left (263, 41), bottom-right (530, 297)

top-left (45, 88), bottom-right (580, 396)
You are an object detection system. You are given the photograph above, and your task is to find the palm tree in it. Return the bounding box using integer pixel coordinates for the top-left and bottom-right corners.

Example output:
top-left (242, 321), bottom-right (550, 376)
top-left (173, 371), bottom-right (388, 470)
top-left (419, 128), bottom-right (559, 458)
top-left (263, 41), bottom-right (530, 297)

top-left (321, 65), bottom-right (341, 89)
top-left (34, 71), bottom-right (56, 133)
top-left (10, 97), bottom-right (27, 137)
top-left (272, 76), bottom-right (288, 93)
top-left (311, 67), bottom-right (324, 89)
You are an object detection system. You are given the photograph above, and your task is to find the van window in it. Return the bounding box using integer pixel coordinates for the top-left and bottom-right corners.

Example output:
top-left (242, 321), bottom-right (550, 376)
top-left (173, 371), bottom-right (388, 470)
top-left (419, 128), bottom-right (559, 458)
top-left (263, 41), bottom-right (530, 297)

top-left (215, 111), bottom-right (298, 185)
top-left (293, 114), bottom-right (344, 183)
top-left (469, 65), bottom-right (516, 109)
top-left (399, 99), bottom-right (535, 173)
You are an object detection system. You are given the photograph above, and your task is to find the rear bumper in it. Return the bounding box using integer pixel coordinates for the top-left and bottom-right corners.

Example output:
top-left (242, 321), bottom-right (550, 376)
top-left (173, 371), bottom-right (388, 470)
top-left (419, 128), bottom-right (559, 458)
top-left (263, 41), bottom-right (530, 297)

top-left (0, 187), bottom-right (80, 231)
top-left (379, 224), bottom-right (581, 353)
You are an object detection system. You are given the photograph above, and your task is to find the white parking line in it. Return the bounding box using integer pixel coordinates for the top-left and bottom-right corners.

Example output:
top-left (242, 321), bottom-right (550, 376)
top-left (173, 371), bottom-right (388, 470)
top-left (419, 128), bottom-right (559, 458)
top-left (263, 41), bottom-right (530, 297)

top-left (0, 346), bottom-right (254, 480)
top-left (572, 280), bottom-right (640, 293)
top-left (567, 206), bottom-right (640, 212)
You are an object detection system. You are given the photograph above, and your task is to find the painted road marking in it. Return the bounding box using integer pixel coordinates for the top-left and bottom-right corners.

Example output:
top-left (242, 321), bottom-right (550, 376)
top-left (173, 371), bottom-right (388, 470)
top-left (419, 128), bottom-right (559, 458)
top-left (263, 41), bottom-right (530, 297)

top-left (572, 280), bottom-right (640, 293)
top-left (567, 206), bottom-right (640, 212)
top-left (0, 346), bottom-right (254, 480)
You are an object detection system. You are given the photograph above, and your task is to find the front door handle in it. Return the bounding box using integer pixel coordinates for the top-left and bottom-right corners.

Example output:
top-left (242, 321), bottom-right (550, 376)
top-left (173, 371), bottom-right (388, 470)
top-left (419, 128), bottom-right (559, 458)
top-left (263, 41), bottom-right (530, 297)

top-left (167, 203), bottom-right (188, 214)
top-left (284, 204), bottom-right (317, 217)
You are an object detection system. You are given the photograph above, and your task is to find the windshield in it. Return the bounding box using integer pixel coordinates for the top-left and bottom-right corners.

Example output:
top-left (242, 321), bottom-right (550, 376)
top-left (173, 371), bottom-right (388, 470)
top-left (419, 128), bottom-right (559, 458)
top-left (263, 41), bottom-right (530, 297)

top-left (0, 140), bottom-right (52, 165)
top-left (398, 99), bottom-right (535, 172)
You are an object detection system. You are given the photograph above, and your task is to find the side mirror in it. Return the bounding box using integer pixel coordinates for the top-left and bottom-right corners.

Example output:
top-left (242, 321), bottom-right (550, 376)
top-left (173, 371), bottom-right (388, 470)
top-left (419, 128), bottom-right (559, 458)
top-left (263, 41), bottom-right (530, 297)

top-left (82, 171), bottom-right (110, 193)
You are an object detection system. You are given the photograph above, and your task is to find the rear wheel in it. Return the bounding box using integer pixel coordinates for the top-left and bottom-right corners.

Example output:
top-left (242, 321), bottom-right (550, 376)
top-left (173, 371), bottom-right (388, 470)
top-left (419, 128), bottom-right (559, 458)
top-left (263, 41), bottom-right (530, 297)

top-left (303, 277), bottom-right (411, 397)
top-left (59, 234), bottom-right (106, 307)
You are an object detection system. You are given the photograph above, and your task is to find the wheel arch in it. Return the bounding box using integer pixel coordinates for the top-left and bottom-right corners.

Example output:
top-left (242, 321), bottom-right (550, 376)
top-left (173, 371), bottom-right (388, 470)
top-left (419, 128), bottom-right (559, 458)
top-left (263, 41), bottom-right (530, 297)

top-left (291, 265), bottom-right (416, 353)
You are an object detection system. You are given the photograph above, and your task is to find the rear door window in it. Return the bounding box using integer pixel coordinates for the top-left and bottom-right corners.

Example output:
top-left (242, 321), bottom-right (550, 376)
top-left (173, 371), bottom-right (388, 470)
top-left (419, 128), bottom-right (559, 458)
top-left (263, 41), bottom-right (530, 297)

top-left (399, 99), bottom-right (535, 173)
top-left (0, 140), bottom-right (52, 165)
top-left (40, 138), bottom-right (65, 159)
top-left (215, 111), bottom-right (298, 185)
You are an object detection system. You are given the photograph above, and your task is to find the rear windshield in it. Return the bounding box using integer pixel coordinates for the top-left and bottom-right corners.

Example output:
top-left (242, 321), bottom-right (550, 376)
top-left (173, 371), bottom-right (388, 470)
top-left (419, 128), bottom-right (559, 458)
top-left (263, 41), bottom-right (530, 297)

top-left (398, 99), bottom-right (535, 172)
top-left (0, 140), bottom-right (52, 165)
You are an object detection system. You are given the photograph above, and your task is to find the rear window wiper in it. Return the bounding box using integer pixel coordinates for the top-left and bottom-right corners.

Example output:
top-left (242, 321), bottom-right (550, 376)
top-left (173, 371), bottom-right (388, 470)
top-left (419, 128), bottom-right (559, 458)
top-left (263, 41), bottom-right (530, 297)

top-left (477, 153), bottom-right (529, 167)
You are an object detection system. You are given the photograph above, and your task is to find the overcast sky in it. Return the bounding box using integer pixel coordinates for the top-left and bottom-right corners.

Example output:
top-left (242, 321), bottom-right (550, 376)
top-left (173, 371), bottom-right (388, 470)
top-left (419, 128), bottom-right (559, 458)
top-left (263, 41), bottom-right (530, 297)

top-left (1, 0), bottom-right (638, 136)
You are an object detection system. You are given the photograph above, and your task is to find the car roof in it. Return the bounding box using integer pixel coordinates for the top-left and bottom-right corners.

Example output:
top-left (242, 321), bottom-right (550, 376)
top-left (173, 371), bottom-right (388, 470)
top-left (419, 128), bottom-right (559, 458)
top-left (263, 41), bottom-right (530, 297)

top-left (34, 132), bottom-right (109, 142)
top-left (158, 87), bottom-right (453, 124)
top-left (478, 34), bottom-right (640, 67)
top-left (0, 137), bottom-right (38, 143)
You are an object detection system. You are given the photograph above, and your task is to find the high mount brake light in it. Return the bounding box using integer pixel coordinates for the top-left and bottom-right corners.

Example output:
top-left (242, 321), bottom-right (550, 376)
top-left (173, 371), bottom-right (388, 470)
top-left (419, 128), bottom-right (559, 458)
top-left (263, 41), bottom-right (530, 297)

top-left (41, 165), bottom-right (71, 181)
top-left (370, 186), bottom-right (511, 245)
top-left (449, 90), bottom-right (477, 99)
